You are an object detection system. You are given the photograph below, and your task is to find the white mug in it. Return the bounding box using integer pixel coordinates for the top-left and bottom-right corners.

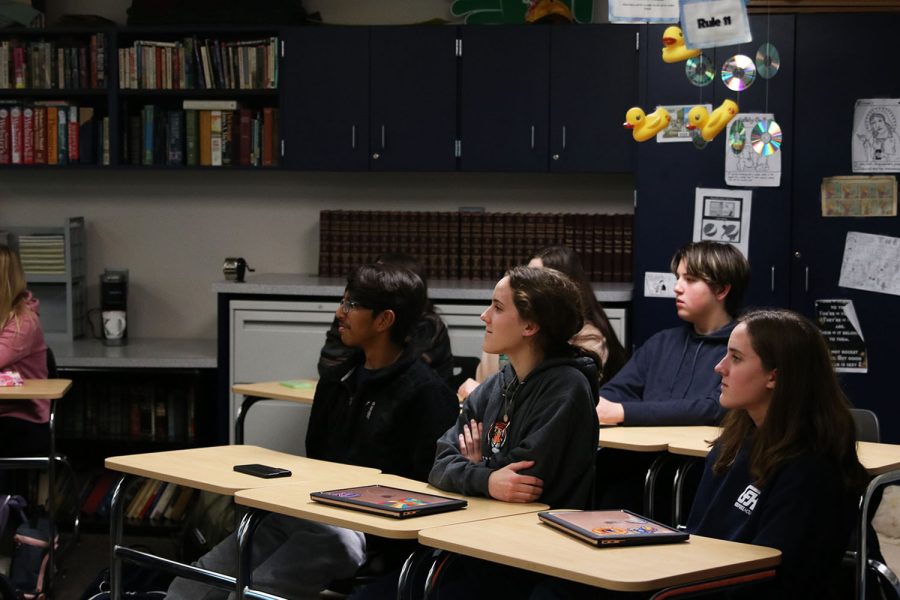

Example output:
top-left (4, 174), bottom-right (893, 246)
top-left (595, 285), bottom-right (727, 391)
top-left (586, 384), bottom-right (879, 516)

top-left (102, 310), bottom-right (127, 339)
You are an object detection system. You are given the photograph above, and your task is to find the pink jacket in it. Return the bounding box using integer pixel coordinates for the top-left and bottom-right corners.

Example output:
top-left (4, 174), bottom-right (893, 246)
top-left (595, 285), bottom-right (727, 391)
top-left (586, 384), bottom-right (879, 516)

top-left (0, 292), bottom-right (49, 423)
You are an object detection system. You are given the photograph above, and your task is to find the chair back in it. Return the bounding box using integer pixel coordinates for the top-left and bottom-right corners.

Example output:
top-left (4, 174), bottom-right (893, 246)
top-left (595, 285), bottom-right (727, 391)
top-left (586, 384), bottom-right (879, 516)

top-left (46, 346), bottom-right (58, 378)
top-left (446, 356), bottom-right (480, 391)
top-left (851, 408), bottom-right (881, 443)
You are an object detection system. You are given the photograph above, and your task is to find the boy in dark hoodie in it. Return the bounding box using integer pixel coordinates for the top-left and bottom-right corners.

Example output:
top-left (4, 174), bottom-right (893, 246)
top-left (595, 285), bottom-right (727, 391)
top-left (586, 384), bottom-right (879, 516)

top-left (596, 241), bottom-right (750, 426)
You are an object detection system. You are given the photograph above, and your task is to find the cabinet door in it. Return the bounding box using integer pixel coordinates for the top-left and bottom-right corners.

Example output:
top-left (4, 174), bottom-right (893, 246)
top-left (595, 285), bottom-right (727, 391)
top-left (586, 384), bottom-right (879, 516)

top-left (369, 27), bottom-right (458, 171)
top-left (460, 26), bottom-right (550, 171)
top-left (550, 24), bottom-right (638, 173)
top-left (282, 27), bottom-right (369, 170)
top-left (791, 14), bottom-right (900, 441)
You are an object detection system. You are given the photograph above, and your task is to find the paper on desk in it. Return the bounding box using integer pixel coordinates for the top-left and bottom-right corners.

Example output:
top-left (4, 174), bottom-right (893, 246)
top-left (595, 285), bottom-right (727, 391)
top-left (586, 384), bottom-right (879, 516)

top-left (724, 113), bottom-right (782, 188)
top-left (839, 231), bottom-right (900, 297)
top-left (814, 299), bottom-right (867, 373)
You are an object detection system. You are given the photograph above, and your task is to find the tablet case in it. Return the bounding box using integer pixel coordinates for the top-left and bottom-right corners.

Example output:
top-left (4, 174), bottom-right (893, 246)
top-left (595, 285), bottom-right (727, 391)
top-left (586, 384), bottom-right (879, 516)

top-left (310, 484), bottom-right (467, 519)
top-left (538, 509), bottom-right (689, 547)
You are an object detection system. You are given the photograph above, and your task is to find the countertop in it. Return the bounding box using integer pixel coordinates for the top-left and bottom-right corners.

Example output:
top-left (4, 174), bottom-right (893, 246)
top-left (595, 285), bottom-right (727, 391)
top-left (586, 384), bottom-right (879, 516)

top-left (52, 338), bottom-right (217, 369)
top-left (212, 274), bottom-right (633, 303)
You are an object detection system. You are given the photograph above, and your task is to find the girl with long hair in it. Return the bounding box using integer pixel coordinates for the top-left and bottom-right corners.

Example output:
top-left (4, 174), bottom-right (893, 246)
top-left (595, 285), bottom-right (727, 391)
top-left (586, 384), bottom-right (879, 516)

top-left (0, 246), bottom-right (49, 456)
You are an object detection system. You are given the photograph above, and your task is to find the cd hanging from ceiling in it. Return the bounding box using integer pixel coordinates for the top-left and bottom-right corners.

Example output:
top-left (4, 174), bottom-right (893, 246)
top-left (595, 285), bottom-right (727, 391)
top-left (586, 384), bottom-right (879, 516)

top-left (685, 54), bottom-right (714, 87)
top-left (755, 43), bottom-right (781, 79)
top-left (721, 54), bottom-right (756, 91)
top-left (751, 119), bottom-right (783, 155)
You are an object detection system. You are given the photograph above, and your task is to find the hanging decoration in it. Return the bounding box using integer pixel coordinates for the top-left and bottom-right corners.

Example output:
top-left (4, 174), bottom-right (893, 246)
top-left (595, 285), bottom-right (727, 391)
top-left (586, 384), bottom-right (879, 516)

top-left (661, 26), bottom-right (701, 63)
top-left (687, 99), bottom-right (739, 142)
top-left (624, 107), bottom-right (672, 142)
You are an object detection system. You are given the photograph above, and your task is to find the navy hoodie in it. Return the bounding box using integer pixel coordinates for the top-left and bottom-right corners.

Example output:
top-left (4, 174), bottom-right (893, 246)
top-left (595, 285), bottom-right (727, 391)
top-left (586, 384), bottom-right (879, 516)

top-left (598, 322), bottom-right (733, 425)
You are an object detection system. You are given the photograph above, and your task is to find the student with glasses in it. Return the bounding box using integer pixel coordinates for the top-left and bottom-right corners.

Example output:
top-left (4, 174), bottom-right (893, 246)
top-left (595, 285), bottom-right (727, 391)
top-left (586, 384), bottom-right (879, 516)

top-left (165, 263), bottom-right (459, 600)
top-left (317, 253), bottom-right (453, 381)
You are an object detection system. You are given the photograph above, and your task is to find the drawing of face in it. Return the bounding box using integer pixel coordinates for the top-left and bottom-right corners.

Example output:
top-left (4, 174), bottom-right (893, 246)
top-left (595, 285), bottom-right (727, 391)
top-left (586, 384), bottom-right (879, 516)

top-left (870, 113), bottom-right (889, 138)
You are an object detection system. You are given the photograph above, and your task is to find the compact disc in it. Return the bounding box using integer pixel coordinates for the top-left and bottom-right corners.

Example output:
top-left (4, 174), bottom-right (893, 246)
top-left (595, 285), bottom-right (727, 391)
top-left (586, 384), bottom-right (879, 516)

top-left (721, 54), bottom-right (756, 91)
top-left (755, 43), bottom-right (781, 79)
top-left (751, 119), bottom-right (782, 155)
top-left (692, 130), bottom-right (708, 149)
top-left (729, 120), bottom-right (745, 154)
top-left (685, 54), bottom-right (714, 87)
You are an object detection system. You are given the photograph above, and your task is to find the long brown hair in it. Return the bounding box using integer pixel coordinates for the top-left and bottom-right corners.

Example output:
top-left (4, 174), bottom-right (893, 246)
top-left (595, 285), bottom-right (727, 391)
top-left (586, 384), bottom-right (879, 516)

top-left (506, 265), bottom-right (600, 370)
top-left (713, 309), bottom-right (867, 494)
top-left (531, 246), bottom-right (627, 382)
top-left (0, 246), bottom-right (32, 329)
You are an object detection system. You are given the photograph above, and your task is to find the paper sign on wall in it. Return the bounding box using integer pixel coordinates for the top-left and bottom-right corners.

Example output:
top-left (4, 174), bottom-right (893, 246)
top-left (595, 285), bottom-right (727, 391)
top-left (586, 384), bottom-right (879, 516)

top-left (852, 99), bottom-right (900, 173)
top-left (815, 299), bottom-right (867, 373)
top-left (724, 113), bottom-right (782, 187)
top-left (680, 0), bottom-right (752, 49)
top-left (839, 231), bottom-right (900, 297)
top-left (644, 272), bottom-right (677, 297)
top-left (693, 188), bottom-right (752, 257)
top-left (609, 0), bottom-right (679, 23)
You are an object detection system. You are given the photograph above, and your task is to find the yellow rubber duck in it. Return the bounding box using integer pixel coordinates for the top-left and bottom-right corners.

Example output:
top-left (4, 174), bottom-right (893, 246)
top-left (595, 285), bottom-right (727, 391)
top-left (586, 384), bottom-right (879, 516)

top-left (623, 106), bottom-right (671, 142)
top-left (686, 100), bottom-right (739, 142)
top-left (661, 26), bottom-right (701, 63)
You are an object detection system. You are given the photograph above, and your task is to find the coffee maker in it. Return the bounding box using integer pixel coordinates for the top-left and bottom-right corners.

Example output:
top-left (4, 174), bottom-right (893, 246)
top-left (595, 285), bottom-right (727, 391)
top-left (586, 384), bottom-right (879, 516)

top-left (100, 268), bottom-right (128, 346)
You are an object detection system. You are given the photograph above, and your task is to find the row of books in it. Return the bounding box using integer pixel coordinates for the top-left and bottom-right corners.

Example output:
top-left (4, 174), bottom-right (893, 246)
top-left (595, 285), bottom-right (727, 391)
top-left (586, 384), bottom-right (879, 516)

top-left (17, 233), bottom-right (65, 274)
top-left (56, 381), bottom-right (197, 442)
top-left (318, 211), bottom-right (634, 282)
top-left (81, 470), bottom-right (196, 523)
top-left (123, 101), bottom-right (279, 167)
top-left (0, 101), bottom-right (104, 165)
top-left (118, 36), bottom-right (278, 90)
top-left (0, 34), bottom-right (107, 90)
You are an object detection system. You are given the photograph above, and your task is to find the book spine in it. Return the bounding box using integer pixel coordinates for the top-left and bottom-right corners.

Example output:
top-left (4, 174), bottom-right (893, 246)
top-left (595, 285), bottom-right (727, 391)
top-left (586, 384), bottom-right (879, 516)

top-left (46, 105), bottom-right (57, 164)
top-left (13, 46), bottom-right (25, 89)
top-left (184, 109), bottom-right (198, 166)
top-left (209, 109), bottom-right (222, 166)
top-left (142, 105), bottom-right (154, 165)
top-left (238, 108), bottom-right (251, 166)
top-left (10, 105), bottom-right (22, 163)
top-left (199, 110), bottom-right (212, 166)
top-left (57, 107), bottom-right (67, 164)
top-left (33, 106), bottom-right (46, 163)
top-left (167, 109), bottom-right (184, 166)
top-left (22, 106), bottom-right (34, 164)
top-left (0, 107), bottom-right (9, 163)
top-left (67, 105), bottom-right (79, 162)
top-left (261, 107), bottom-right (274, 166)
top-left (220, 110), bottom-right (233, 166)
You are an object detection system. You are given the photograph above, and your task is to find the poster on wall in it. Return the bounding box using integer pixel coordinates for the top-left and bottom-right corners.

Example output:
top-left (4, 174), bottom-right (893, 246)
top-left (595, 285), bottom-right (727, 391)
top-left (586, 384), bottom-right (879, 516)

top-left (852, 99), bottom-right (900, 173)
top-left (609, 0), bottom-right (679, 23)
top-left (839, 231), bottom-right (900, 297)
top-left (692, 188), bottom-right (752, 257)
top-left (821, 175), bottom-right (897, 217)
top-left (724, 113), bottom-right (782, 187)
top-left (814, 299), bottom-right (867, 373)
top-left (643, 272), bottom-right (677, 298)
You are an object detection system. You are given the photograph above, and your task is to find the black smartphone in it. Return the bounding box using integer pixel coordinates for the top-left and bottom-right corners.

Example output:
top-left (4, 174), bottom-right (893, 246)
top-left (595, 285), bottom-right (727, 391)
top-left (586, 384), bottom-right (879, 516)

top-left (233, 463), bottom-right (292, 478)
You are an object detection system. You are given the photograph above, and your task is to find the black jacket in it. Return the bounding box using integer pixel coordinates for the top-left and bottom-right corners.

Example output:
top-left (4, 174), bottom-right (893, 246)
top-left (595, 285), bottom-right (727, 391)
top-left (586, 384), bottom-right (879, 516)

top-left (429, 356), bottom-right (600, 509)
top-left (306, 347), bottom-right (459, 482)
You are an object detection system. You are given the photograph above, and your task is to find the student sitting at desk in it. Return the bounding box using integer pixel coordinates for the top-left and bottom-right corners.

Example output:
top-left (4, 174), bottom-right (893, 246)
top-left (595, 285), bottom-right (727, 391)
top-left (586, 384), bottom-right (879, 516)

top-left (356, 266), bottom-right (600, 599)
top-left (0, 245), bottom-right (49, 458)
top-left (596, 240), bottom-right (750, 426)
top-left (317, 252), bottom-right (453, 381)
top-left (165, 263), bottom-right (459, 600)
top-left (457, 245), bottom-right (626, 400)
top-left (530, 309), bottom-right (868, 599)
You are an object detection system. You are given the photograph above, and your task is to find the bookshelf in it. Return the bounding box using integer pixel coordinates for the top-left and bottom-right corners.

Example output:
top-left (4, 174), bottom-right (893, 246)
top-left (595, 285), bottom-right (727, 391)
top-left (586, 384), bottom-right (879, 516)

top-left (2, 23), bottom-right (638, 173)
top-left (1, 216), bottom-right (86, 342)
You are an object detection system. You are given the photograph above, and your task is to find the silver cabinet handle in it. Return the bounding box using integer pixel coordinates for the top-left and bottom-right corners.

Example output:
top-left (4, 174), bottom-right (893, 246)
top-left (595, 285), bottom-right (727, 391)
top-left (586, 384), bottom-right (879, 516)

top-left (530, 125), bottom-right (535, 150)
top-left (805, 267), bottom-right (809, 292)
top-left (562, 125), bottom-right (567, 150)
top-left (770, 266), bottom-right (775, 292)
top-left (351, 125), bottom-right (356, 150)
top-left (381, 125), bottom-right (386, 150)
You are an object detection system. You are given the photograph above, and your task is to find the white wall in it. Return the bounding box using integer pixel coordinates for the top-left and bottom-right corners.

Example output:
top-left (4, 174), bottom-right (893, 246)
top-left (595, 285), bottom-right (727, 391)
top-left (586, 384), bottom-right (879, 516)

top-left (1, 170), bottom-right (634, 339)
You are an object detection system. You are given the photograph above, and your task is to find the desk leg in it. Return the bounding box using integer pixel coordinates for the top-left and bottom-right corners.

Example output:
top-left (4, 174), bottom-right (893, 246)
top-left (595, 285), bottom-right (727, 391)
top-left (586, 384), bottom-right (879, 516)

top-left (672, 458), bottom-right (701, 527)
top-left (109, 474), bottom-right (139, 600)
top-left (644, 454), bottom-right (673, 520)
top-left (235, 396), bottom-right (262, 445)
top-left (236, 508), bottom-right (267, 600)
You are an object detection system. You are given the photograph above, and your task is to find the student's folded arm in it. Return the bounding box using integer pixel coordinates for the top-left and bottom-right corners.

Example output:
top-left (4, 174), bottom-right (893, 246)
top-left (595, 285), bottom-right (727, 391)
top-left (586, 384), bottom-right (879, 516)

top-left (0, 318), bottom-right (38, 369)
top-left (427, 387), bottom-right (493, 496)
top-left (620, 393), bottom-right (725, 426)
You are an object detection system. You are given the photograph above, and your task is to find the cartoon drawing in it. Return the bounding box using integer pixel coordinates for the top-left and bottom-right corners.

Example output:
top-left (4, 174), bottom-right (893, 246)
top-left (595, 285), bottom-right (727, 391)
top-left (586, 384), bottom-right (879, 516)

top-left (857, 109), bottom-right (900, 162)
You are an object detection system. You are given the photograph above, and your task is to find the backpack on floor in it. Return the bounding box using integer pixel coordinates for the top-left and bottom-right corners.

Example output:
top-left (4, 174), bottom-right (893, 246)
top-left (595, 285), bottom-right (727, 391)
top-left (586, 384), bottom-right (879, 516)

top-left (8, 513), bottom-right (55, 600)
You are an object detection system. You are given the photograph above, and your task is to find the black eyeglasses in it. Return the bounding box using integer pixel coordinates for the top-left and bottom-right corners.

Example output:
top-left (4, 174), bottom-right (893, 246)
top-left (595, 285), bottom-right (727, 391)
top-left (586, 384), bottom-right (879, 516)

top-left (338, 298), bottom-right (364, 314)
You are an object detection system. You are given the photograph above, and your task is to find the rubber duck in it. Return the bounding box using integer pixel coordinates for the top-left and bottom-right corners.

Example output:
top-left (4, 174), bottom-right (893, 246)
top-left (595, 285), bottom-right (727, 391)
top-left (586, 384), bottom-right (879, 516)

top-left (623, 106), bottom-right (671, 142)
top-left (661, 26), bottom-right (700, 63)
top-left (686, 100), bottom-right (739, 142)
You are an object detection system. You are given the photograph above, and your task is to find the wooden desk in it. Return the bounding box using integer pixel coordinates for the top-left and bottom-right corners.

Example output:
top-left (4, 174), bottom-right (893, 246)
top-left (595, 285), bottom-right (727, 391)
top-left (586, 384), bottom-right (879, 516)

top-left (599, 426), bottom-right (720, 453)
top-left (419, 512), bottom-right (780, 593)
top-left (234, 473), bottom-right (547, 541)
top-left (105, 445), bottom-right (378, 600)
top-left (231, 380), bottom-right (317, 444)
top-left (0, 378), bottom-right (72, 399)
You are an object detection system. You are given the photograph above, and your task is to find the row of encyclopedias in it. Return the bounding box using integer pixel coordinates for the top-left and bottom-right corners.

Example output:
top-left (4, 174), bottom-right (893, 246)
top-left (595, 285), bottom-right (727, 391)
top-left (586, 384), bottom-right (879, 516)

top-left (318, 210), bottom-right (633, 283)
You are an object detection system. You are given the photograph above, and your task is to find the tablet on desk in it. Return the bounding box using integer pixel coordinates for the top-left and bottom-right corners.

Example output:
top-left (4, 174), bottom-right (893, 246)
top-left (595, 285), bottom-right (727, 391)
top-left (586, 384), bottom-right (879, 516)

top-left (310, 484), bottom-right (467, 519)
top-left (538, 509), bottom-right (689, 547)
